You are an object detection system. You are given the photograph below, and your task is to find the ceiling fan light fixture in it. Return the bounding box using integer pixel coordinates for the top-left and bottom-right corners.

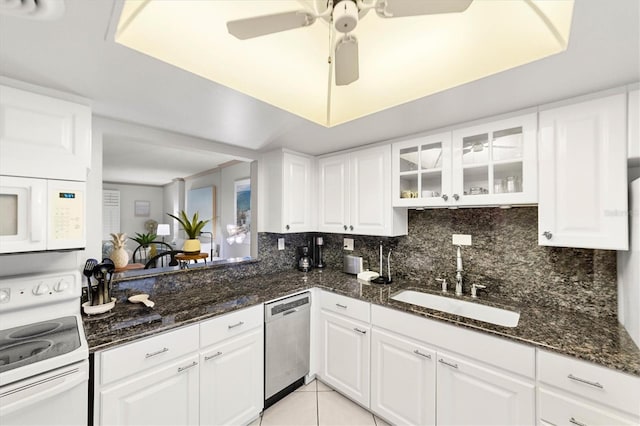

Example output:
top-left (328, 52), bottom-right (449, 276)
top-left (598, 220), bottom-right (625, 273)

top-left (333, 0), bottom-right (359, 33)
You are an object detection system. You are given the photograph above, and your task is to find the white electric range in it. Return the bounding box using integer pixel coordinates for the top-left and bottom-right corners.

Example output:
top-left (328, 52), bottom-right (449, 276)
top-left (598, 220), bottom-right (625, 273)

top-left (0, 270), bottom-right (89, 426)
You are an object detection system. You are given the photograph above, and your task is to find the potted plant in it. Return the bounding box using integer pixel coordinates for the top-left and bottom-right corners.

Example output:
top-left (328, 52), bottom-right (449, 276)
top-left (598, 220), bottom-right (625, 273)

top-left (168, 210), bottom-right (209, 254)
top-left (132, 232), bottom-right (157, 258)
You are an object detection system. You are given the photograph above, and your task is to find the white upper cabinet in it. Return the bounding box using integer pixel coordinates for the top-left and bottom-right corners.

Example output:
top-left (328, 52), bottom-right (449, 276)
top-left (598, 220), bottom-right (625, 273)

top-left (318, 145), bottom-right (407, 236)
top-left (538, 93), bottom-right (628, 250)
top-left (259, 149), bottom-right (315, 233)
top-left (452, 113), bottom-right (538, 206)
top-left (392, 113), bottom-right (537, 207)
top-left (0, 84), bottom-right (91, 181)
top-left (392, 132), bottom-right (453, 208)
top-left (628, 88), bottom-right (639, 161)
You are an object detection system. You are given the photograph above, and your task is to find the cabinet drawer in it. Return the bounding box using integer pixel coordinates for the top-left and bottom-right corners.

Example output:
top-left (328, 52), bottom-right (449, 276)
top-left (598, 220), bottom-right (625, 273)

top-left (539, 387), bottom-right (638, 426)
top-left (371, 304), bottom-right (534, 378)
top-left (200, 304), bottom-right (263, 348)
top-left (320, 291), bottom-right (370, 323)
top-left (537, 350), bottom-right (640, 417)
top-left (100, 324), bottom-right (199, 386)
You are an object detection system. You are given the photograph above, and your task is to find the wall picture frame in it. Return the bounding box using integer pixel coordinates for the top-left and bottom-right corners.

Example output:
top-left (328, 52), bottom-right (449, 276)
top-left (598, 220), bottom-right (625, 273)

top-left (134, 200), bottom-right (150, 217)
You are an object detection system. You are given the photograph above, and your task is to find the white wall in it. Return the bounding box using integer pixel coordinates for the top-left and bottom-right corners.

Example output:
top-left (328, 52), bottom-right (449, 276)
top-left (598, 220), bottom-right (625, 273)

top-left (102, 182), bottom-right (165, 252)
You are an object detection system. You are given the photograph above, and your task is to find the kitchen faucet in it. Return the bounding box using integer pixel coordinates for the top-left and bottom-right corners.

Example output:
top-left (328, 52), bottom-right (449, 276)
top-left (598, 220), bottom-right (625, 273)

top-left (455, 246), bottom-right (463, 296)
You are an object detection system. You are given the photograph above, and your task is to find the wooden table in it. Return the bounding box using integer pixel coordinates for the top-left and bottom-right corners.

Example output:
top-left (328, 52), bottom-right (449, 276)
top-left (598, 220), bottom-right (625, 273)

top-left (174, 253), bottom-right (208, 268)
top-left (114, 263), bottom-right (144, 273)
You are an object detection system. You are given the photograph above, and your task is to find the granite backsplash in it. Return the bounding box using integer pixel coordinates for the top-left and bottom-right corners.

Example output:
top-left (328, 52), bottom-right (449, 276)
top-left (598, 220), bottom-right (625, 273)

top-left (258, 207), bottom-right (618, 318)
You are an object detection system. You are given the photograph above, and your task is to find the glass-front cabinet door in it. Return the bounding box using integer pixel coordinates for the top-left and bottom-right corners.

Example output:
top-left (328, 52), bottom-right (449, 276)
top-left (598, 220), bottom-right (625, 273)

top-left (452, 113), bottom-right (537, 206)
top-left (392, 132), bottom-right (452, 207)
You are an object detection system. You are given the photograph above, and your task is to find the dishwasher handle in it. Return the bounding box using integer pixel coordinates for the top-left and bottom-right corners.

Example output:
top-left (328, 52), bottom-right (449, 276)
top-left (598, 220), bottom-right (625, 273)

top-left (265, 292), bottom-right (311, 322)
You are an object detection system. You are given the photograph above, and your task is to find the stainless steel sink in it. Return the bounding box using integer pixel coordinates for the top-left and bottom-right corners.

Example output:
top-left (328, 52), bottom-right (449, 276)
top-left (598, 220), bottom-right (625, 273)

top-left (391, 290), bottom-right (520, 327)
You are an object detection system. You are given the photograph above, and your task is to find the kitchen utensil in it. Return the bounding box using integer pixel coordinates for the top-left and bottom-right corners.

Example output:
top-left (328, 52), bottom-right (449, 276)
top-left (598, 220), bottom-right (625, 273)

top-left (83, 258), bottom-right (98, 305)
top-left (101, 263), bottom-right (115, 304)
top-left (93, 262), bottom-right (114, 306)
top-left (128, 294), bottom-right (155, 308)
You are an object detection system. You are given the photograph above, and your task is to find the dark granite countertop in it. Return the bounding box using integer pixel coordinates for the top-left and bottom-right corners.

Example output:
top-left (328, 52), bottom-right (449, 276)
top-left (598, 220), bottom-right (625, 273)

top-left (83, 268), bottom-right (640, 377)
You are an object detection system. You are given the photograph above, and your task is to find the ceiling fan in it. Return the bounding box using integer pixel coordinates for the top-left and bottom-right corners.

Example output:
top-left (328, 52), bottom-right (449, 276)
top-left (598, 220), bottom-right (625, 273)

top-left (226, 0), bottom-right (473, 86)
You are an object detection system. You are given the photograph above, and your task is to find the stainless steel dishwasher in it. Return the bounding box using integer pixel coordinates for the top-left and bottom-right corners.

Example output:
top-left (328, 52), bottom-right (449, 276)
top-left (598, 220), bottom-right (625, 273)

top-left (264, 292), bottom-right (311, 408)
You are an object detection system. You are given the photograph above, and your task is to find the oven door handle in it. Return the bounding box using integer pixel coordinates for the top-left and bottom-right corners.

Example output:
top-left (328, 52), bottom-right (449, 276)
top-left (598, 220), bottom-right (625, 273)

top-left (0, 364), bottom-right (88, 416)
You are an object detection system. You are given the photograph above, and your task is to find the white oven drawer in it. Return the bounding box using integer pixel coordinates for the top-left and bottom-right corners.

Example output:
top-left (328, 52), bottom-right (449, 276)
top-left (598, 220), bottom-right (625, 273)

top-left (537, 350), bottom-right (640, 417)
top-left (200, 304), bottom-right (263, 348)
top-left (100, 325), bottom-right (198, 386)
top-left (320, 291), bottom-right (370, 323)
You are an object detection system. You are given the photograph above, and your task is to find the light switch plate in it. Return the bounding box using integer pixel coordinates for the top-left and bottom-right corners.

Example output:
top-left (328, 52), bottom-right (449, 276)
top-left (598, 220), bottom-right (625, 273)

top-left (277, 238), bottom-right (285, 250)
top-left (343, 238), bottom-right (354, 251)
top-left (452, 234), bottom-right (472, 246)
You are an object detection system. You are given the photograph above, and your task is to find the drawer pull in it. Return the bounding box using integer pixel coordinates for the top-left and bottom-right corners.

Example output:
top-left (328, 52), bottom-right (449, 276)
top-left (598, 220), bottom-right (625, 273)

top-left (569, 417), bottom-right (588, 426)
top-left (145, 347), bottom-right (169, 359)
top-left (204, 351), bottom-right (223, 361)
top-left (413, 350), bottom-right (431, 359)
top-left (336, 303), bottom-right (347, 309)
top-left (177, 361), bottom-right (198, 373)
top-left (438, 358), bottom-right (459, 369)
top-left (568, 374), bottom-right (604, 389)
top-left (228, 321), bottom-right (245, 329)
top-left (353, 327), bottom-right (367, 335)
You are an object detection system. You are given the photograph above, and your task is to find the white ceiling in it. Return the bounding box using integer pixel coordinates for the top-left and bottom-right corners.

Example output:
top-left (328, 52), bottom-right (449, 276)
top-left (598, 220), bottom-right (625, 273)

top-left (0, 0), bottom-right (638, 183)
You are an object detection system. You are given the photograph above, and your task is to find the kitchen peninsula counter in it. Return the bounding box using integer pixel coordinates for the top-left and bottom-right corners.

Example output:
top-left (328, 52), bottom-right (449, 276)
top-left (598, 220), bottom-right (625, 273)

top-left (83, 267), bottom-right (640, 377)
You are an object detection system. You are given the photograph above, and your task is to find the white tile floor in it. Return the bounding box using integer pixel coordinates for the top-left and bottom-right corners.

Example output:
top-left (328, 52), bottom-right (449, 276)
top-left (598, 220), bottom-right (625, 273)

top-left (250, 380), bottom-right (390, 426)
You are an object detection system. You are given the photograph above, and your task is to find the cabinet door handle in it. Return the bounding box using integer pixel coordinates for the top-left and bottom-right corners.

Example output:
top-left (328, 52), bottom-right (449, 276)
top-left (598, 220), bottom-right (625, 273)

top-left (204, 351), bottom-right (223, 361)
top-left (441, 194), bottom-right (448, 201)
top-left (344, 225), bottom-right (348, 231)
top-left (438, 358), bottom-right (458, 369)
top-left (335, 303), bottom-right (347, 309)
top-left (569, 417), bottom-right (588, 426)
top-left (145, 347), bottom-right (169, 358)
top-left (286, 224), bottom-right (290, 230)
top-left (452, 194), bottom-right (459, 201)
top-left (542, 231), bottom-right (553, 240)
top-left (353, 328), bottom-right (367, 335)
top-left (413, 350), bottom-right (431, 359)
top-left (177, 361), bottom-right (198, 373)
top-left (228, 321), bottom-right (245, 329)
top-left (349, 225), bottom-right (354, 231)
top-left (567, 374), bottom-right (603, 389)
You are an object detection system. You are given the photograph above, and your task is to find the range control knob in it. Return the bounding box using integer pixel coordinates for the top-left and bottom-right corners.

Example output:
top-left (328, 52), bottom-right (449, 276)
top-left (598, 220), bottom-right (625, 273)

top-left (0, 288), bottom-right (10, 304)
top-left (33, 282), bottom-right (50, 296)
top-left (54, 279), bottom-right (69, 292)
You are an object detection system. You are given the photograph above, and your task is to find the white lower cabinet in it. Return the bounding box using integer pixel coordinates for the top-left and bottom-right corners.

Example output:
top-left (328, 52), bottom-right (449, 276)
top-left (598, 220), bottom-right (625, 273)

top-left (436, 351), bottom-right (535, 425)
top-left (100, 354), bottom-right (200, 426)
top-left (370, 328), bottom-right (436, 426)
top-left (319, 310), bottom-right (370, 407)
top-left (199, 327), bottom-right (263, 426)
top-left (95, 305), bottom-right (264, 426)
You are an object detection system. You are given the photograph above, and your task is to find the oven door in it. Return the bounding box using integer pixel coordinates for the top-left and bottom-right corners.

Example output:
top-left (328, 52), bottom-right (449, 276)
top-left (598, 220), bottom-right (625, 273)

top-left (0, 176), bottom-right (46, 253)
top-left (0, 359), bottom-right (88, 426)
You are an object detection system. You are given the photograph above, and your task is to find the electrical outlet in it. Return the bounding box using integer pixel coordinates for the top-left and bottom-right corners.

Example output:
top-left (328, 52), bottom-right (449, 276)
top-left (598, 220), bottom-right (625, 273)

top-left (452, 234), bottom-right (472, 246)
top-left (277, 238), bottom-right (285, 250)
top-left (343, 238), bottom-right (354, 251)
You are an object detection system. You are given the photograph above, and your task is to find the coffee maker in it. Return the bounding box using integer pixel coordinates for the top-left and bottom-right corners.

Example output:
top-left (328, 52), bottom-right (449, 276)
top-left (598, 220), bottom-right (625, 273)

top-left (297, 246), bottom-right (313, 272)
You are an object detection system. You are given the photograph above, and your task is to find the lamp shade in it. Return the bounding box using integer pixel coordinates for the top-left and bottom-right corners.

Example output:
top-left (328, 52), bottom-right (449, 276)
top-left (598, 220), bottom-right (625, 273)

top-left (156, 223), bottom-right (171, 236)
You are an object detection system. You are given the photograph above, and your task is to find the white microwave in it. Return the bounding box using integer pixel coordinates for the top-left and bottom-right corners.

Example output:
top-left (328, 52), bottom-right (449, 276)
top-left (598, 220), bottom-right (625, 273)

top-left (0, 176), bottom-right (86, 254)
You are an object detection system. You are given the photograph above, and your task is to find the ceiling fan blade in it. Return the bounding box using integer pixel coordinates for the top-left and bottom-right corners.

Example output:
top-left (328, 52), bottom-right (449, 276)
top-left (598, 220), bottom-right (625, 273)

top-left (335, 34), bottom-right (359, 86)
top-left (227, 11), bottom-right (316, 40)
top-left (376, 0), bottom-right (473, 18)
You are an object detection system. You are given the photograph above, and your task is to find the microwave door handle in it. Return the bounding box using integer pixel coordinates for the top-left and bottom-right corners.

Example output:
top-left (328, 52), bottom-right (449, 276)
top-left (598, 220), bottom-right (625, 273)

top-left (30, 185), bottom-right (44, 242)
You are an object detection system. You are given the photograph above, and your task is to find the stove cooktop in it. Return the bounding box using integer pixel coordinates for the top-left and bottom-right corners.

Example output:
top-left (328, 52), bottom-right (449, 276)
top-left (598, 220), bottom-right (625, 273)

top-left (0, 316), bottom-right (81, 374)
